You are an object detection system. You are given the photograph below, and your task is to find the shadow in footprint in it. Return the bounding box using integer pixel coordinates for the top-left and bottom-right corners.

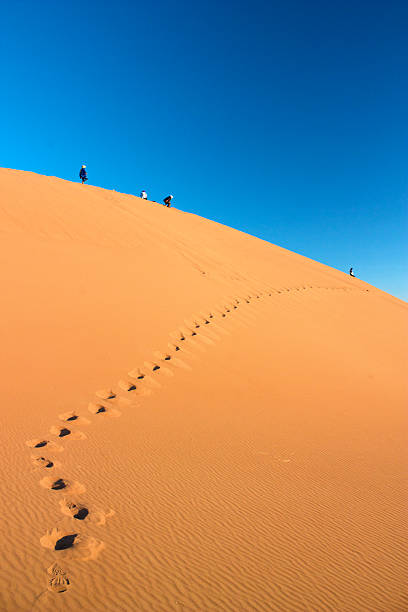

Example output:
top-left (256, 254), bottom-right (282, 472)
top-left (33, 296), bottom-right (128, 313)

top-left (96, 406), bottom-right (106, 414)
top-left (52, 479), bottom-right (67, 490)
top-left (35, 441), bottom-right (48, 448)
top-left (66, 415), bottom-right (78, 422)
top-left (59, 429), bottom-right (71, 438)
top-left (74, 508), bottom-right (89, 520)
top-left (55, 534), bottom-right (78, 551)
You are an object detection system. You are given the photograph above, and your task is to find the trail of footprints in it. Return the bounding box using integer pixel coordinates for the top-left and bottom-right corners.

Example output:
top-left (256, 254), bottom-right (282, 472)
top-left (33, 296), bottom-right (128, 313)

top-left (25, 283), bottom-right (364, 595)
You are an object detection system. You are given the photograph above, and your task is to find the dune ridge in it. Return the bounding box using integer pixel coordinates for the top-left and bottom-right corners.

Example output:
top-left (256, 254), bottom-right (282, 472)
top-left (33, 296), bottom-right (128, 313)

top-left (0, 169), bottom-right (406, 611)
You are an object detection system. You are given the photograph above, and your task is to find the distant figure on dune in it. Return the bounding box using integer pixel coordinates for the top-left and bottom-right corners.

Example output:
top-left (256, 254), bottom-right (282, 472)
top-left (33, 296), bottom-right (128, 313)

top-left (349, 267), bottom-right (355, 277)
top-left (163, 195), bottom-right (173, 207)
top-left (79, 165), bottom-right (88, 184)
top-left (140, 190), bottom-right (147, 199)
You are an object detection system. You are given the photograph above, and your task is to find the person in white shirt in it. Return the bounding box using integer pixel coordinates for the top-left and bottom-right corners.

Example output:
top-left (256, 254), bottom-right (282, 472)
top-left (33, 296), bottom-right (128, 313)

top-left (140, 190), bottom-right (147, 199)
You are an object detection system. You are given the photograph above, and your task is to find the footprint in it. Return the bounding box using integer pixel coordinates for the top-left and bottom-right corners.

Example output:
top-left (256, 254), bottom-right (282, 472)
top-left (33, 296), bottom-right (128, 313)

top-left (60, 500), bottom-right (89, 521)
top-left (128, 367), bottom-right (147, 381)
top-left (28, 440), bottom-right (48, 448)
top-left (40, 477), bottom-right (86, 494)
top-left (95, 389), bottom-right (116, 400)
top-left (51, 427), bottom-right (71, 438)
top-left (88, 402), bottom-right (121, 417)
top-left (41, 529), bottom-right (104, 560)
top-left (47, 563), bottom-right (71, 593)
top-left (60, 499), bottom-right (114, 525)
top-left (58, 411), bottom-right (91, 426)
top-left (144, 361), bottom-right (174, 377)
top-left (31, 456), bottom-right (56, 469)
top-left (118, 380), bottom-right (137, 391)
top-left (118, 379), bottom-right (153, 395)
top-left (50, 426), bottom-right (87, 440)
top-left (153, 353), bottom-right (171, 364)
top-left (26, 439), bottom-right (63, 452)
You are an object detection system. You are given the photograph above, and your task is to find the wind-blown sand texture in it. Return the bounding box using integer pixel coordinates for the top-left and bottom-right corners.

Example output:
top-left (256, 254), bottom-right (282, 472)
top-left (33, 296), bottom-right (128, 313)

top-left (0, 168), bottom-right (407, 612)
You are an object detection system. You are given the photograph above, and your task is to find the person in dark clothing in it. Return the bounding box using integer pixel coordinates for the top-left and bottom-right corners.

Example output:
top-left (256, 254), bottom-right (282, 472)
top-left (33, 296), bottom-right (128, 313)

top-left (349, 267), bottom-right (355, 277)
top-left (79, 165), bottom-right (88, 184)
top-left (163, 194), bottom-right (173, 207)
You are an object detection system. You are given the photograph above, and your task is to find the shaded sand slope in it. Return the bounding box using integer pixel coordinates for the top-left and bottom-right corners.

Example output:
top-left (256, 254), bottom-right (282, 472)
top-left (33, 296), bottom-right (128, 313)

top-left (0, 168), bottom-right (406, 611)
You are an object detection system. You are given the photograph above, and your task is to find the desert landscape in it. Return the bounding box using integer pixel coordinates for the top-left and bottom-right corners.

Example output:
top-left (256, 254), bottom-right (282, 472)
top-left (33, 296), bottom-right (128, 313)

top-left (0, 168), bottom-right (406, 611)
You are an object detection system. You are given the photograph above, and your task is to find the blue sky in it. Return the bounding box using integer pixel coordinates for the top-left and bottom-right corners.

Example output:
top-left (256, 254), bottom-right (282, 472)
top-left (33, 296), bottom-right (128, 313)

top-left (1, 0), bottom-right (407, 299)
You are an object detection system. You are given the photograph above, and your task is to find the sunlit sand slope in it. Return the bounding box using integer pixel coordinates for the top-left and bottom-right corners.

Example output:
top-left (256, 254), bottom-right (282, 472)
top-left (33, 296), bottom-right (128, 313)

top-left (0, 168), bottom-right (406, 611)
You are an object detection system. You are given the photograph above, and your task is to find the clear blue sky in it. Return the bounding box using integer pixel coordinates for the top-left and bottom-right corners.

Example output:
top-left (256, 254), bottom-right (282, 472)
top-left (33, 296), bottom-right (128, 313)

top-left (1, 0), bottom-right (407, 299)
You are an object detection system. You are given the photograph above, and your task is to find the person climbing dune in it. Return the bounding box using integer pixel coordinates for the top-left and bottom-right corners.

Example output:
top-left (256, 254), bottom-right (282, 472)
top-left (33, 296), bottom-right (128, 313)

top-left (140, 190), bottom-right (147, 199)
top-left (163, 194), bottom-right (173, 207)
top-left (349, 267), bottom-right (355, 277)
top-left (79, 165), bottom-right (88, 184)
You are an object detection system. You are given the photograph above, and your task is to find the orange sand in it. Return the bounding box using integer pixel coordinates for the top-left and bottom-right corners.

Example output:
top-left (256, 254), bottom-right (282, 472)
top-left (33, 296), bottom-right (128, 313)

top-left (0, 168), bottom-right (406, 611)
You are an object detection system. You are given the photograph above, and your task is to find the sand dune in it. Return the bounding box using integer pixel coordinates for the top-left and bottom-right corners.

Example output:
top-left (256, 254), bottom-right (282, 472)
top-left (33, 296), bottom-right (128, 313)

top-left (0, 168), bottom-right (406, 611)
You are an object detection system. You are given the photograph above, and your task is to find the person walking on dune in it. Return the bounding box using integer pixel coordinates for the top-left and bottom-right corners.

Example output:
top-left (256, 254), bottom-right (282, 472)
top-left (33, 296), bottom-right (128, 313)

top-left (163, 194), bottom-right (173, 207)
top-left (349, 267), bottom-right (355, 277)
top-left (140, 190), bottom-right (147, 199)
top-left (79, 165), bottom-right (88, 184)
